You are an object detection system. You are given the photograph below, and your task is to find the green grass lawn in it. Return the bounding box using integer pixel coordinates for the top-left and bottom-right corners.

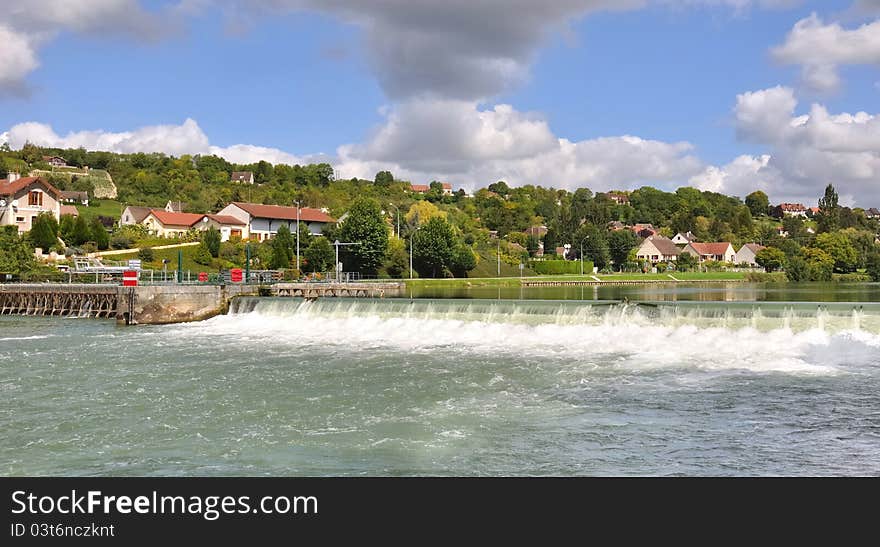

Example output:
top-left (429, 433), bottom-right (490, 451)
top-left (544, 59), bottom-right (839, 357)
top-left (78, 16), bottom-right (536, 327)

top-left (75, 200), bottom-right (124, 221)
top-left (108, 244), bottom-right (214, 273)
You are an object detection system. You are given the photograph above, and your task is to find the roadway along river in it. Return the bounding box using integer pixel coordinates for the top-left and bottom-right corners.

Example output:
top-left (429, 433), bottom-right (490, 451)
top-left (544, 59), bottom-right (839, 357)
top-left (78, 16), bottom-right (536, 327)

top-left (2, 294), bottom-right (879, 476)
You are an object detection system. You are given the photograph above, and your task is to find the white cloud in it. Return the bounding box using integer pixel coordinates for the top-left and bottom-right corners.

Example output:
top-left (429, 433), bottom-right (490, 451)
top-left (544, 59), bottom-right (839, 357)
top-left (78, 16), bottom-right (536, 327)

top-left (0, 26), bottom-right (40, 95)
top-left (4, 118), bottom-right (309, 165)
top-left (336, 99), bottom-right (704, 190)
top-left (690, 86), bottom-right (880, 205)
top-left (772, 14), bottom-right (880, 92)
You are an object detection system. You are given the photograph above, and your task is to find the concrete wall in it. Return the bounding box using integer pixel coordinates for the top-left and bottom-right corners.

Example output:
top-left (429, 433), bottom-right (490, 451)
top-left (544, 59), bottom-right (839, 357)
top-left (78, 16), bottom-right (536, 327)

top-left (118, 284), bottom-right (260, 325)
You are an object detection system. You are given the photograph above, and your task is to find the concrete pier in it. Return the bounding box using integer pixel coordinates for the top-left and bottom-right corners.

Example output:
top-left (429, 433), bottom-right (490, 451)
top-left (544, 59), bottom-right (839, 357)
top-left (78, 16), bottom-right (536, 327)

top-left (272, 282), bottom-right (404, 299)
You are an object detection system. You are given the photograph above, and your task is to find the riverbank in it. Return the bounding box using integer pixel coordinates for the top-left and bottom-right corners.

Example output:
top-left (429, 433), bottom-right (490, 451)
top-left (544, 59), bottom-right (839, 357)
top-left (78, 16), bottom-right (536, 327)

top-left (403, 271), bottom-right (750, 288)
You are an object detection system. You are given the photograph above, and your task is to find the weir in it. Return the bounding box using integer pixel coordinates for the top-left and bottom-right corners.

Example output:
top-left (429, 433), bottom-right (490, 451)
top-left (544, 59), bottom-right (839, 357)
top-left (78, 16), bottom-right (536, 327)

top-left (0, 284), bottom-right (118, 318)
top-left (228, 297), bottom-right (880, 334)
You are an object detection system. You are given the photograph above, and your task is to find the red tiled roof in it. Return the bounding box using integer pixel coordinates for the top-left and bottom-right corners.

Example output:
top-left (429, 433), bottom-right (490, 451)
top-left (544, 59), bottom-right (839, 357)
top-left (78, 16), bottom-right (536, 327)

top-left (688, 242), bottom-right (733, 256)
top-left (0, 177), bottom-right (62, 198)
top-left (779, 203), bottom-right (806, 211)
top-left (231, 202), bottom-right (335, 223)
top-left (60, 205), bottom-right (79, 217)
top-left (148, 210), bottom-right (205, 227)
top-left (410, 184), bottom-right (430, 192)
top-left (206, 214), bottom-right (246, 226)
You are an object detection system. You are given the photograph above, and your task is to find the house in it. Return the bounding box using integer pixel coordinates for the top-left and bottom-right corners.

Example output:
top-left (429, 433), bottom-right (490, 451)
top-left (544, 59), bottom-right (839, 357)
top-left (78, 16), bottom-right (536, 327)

top-left (203, 214), bottom-right (248, 241)
top-left (120, 206), bottom-right (154, 226)
top-left (635, 236), bottom-right (681, 264)
top-left (525, 225), bottom-right (548, 239)
top-left (779, 203), bottom-right (807, 217)
top-left (671, 231), bottom-right (697, 245)
top-left (409, 182), bottom-right (453, 195)
top-left (682, 242), bottom-right (737, 263)
top-left (140, 210), bottom-right (247, 241)
top-left (231, 171), bottom-right (255, 184)
top-left (165, 200), bottom-right (189, 213)
top-left (735, 244), bottom-right (765, 267)
top-left (60, 205), bottom-right (79, 218)
top-left (866, 208), bottom-right (880, 220)
top-left (216, 202), bottom-right (336, 241)
top-left (605, 192), bottom-right (629, 205)
top-left (808, 206), bottom-right (821, 217)
top-left (607, 221), bottom-right (626, 231)
top-left (43, 155), bottom-right (67, 168)
top-left (0, 174), bottom-right (62, 234)
top-left (631, 223), bottom-right (658, 238)
top-left (60, 190), bottom-right (89, 206)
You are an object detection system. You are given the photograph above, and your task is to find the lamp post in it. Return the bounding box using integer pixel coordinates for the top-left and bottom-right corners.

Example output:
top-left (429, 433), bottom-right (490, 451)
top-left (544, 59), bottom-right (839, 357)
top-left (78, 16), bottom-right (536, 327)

top-left (497, 238), bottom-right (501, 277)
top-left (294, 200), bottom-right (301, 272)
top-left (409, 226), bottom-right (419, 279)
top-left (580, 235), bottom-right (590, 276)
top-left (332, 240), bottom-right (359, 282)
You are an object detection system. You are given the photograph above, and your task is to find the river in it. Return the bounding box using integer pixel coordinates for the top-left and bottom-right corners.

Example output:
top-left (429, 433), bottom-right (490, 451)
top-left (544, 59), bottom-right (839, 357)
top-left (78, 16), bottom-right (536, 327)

top-left (1, 283), bottom-right (879, 476)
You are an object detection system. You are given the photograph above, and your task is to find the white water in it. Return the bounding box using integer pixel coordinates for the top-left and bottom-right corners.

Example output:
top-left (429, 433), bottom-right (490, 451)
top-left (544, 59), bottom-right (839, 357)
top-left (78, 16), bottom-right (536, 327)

top-left (204, 298), bottom-right (880, 376)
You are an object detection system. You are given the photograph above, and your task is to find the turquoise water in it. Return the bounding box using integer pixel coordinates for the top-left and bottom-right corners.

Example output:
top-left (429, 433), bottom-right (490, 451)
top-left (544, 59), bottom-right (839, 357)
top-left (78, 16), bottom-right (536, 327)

top-left (2, 293), bottom-right (880, 476)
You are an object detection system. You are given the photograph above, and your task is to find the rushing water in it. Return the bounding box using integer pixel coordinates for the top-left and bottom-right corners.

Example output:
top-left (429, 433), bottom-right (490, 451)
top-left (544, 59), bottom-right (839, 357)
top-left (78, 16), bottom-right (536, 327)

top-left (2, 292), bottom-right (880, 476)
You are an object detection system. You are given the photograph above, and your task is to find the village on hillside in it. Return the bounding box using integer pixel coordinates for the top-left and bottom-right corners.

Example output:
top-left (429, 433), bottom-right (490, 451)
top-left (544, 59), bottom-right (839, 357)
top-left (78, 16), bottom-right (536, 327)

top-left (2, 147), bottom-right (880, 282)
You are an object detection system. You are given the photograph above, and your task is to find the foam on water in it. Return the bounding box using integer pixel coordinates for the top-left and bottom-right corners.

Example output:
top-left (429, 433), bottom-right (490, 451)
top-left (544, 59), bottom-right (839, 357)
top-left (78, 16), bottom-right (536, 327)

top-left (187, 297), bottom-right (880, 375)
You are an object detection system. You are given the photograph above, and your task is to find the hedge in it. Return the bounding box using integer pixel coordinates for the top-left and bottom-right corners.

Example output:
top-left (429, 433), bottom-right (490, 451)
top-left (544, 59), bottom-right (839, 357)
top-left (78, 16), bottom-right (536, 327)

top-left (528, 260), bottom-right (593, 275)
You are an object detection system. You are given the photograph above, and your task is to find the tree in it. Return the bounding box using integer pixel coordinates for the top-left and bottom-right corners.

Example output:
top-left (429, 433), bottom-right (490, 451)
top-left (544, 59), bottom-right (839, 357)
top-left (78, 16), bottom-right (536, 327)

top-left (303, 236), bottom-right (334, 273)
top-left (675, 251), bottom-right (698, 272)
top-left (193, 242), bottom-right (213, 266)
top-left (90, 218), bottom-right (110, 250)
top-left (336, 198), bottom-right (389, 275)
top-left (405, 200), bottom-right (445, 227)
top-left (412, 216), bottom-right (456, 278)
top-left (0, 226), bottom-right (36, 273)
top-left (71, 216), bottom-right (91, 246)
top-left (138, 247), bottom-right (154, 262)
top-left (745, 191), bottom-right (770, 218)
top-left (803, 247), bottom-right (834, 281)
top-left (755, 247), bottom-right (786, 272)
top-left (867, 251), bottom-right (880, 282)
top-left (487, 180), bottom-right (510, 198)
top-left (817, 183), bottom-right (840, 233)
top-left (814, 232), bottom-right (858, 273)
top-left (203, 227), bottom-right (221, 258)
top-left (383, 237), bottom-right (409, 278)
top-left (786, 256), bottom-right (809, 282)
top-left (607, 229), bottom-right (638, 270)
top-left (269, 224), bottom-right (295, 269)
top-left (374, 171), bottom-right (394, 186)
top-left (29, 213), bottom-right (59, 251)
top-left (450, 244), bottom-right (477, 277)
top-left (59, 214), bottom-right (76, 245)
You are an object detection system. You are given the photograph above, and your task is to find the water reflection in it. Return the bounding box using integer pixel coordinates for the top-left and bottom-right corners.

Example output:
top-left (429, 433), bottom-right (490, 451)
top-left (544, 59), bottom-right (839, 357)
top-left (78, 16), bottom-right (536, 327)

top-left (408, 282), bottom-right (880, 303)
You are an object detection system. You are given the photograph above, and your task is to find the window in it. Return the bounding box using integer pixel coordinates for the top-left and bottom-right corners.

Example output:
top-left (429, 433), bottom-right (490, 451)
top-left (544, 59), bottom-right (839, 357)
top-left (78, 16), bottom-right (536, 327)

top-left (28, 191), bottom-right (42, 206)
top-left (16, 216), bottom-right (25, 223)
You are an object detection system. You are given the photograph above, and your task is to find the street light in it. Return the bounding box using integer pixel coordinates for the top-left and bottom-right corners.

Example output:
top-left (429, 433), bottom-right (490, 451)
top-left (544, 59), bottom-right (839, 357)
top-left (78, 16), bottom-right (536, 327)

top-left (332, 239), bottom-right (359, 282)
top-left (580, 235), bottom-right (590, 276)
top-left (409, 226), bottom-right (419, 279)
top-left (294, 200), bottom-right (301, 272)
top-left (388, 203), bottom-right (400, 239)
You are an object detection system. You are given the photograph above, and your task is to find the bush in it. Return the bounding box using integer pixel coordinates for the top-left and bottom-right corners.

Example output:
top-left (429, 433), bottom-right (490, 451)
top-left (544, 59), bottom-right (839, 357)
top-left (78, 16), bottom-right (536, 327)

top-left (528, 260), bottom-right (591, 275)
top-left (832, 273), bottom-right (872, 283)
top-left (138, 247), bottom-right (154, 262)
top-left (110, 235), bottom-right (134, 250)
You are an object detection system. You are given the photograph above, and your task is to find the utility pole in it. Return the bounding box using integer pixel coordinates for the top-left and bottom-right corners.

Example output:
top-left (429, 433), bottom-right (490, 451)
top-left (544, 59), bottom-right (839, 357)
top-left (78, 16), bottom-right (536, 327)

top-left (333, 240), bottom-right (359, 282)
top-left (497, 239), bottom-right (501, 277)
top-left (295, 200), bottom-right (301, 272)
top-left (388, 203), bottom-right (400, 239)
top-left (580, 235), bottom-right (589, 276)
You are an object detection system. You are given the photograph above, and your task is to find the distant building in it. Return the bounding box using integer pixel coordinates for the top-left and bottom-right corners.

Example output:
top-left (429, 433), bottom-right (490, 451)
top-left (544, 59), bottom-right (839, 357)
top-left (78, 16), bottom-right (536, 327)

top-left (42, 156), bottom-right (67, 168)
top-left (635, 236), bottom-right (681, 264)
top-left (59, 205), bottom-right (79, 218)
top-left (779, 203), bottom-right (807, 217)
top-left (682, 242), bottom-right (737, 263)
top-left (605, 192), bottom-right (629, 205)
top-left (525, 225), bottom-right (548, 238)
top-left (607, 221), bottom-right (626, 231)
top-left (120, 206), bottom-right (153, 226)
top-left (671, 231), bottom-right (697, 245)
top-left (141, 210), bottom-right (248, 241)
top-left (631, 223), bottom-right (658, 238)
top-left (735, 243), bottom-right (766, 267)
top-left (0, 175), bottom-right (62, 234)
top-left (165, 200), bottom-right (189, 213)
top-left (866, 208), bottom-right (880, 220)
top-left (410, 182), bottom-right (453, 196)
top-left (60, 190), bottom-right (89, 206)
top-left (216, 202), bottom-right (335, 241)
top-left (231, 171), bottom-right (255, 184)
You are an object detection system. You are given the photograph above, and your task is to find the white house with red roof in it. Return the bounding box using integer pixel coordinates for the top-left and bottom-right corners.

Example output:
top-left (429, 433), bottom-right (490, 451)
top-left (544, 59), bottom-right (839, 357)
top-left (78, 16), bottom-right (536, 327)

top-left (216, 202), bottom-right (336, 241)
top-left (141, 209), bottom-right (248, 241)
top-left (735, 243), bottom-right (766, 267)
top-left (0, 174), bottom-right (62, 234)
top-left (779, 203), bottom-right (807, 217)
top-left (682, 242), bottom-right (737, 263)
top-left (410, 182), bottom-right (453, 196)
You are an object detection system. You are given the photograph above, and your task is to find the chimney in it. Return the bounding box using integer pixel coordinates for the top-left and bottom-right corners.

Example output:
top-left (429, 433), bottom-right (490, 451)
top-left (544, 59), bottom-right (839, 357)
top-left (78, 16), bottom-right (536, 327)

top-left (7, 172), bottom-right (20, 183)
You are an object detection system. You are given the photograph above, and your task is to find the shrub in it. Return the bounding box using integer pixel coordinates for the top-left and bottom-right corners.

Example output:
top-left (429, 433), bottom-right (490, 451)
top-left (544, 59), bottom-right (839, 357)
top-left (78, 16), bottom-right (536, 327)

top-left (528, 260), bottom-right (591, 275)
top-left (110, 235), bottom-right (134, 250)
top-left (138, 247), bottom-right (154, 262)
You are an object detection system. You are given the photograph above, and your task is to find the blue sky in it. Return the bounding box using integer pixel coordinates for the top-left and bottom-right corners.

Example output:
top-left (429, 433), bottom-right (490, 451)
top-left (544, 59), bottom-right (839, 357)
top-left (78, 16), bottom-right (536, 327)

top-left (1, 0), bottom-right (879, 204)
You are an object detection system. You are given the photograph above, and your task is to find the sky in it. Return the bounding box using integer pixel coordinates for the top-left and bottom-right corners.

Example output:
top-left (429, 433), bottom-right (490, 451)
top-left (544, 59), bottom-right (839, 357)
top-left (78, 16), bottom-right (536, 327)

top-left (1, 0), bottom-right (879, 206)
